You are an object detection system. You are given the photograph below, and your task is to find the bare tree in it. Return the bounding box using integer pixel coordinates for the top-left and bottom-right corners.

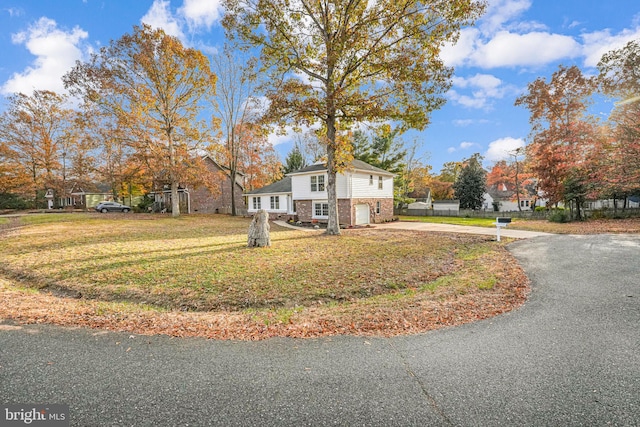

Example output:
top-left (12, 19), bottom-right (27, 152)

top-left (211, 47), bottom-right (262, 216)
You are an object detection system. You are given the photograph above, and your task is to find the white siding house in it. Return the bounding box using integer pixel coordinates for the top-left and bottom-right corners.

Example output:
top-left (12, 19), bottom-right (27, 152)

top-left (246, 160), bottom-right (395, 225)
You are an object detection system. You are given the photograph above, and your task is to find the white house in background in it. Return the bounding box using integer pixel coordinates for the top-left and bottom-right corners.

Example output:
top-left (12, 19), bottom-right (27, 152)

top-left (245, 159), bottom-right (395, 226)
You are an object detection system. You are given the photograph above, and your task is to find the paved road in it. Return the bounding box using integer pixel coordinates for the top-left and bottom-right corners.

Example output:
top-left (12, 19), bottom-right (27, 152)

top-left (1, 234), bottom-right (639, 426)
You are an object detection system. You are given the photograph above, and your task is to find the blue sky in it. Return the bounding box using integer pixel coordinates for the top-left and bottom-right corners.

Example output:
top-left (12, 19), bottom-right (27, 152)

top-left (1, 0), bottom-right (639, 173)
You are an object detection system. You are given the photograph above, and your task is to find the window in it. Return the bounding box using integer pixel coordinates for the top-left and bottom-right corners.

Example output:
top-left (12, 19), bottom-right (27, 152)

top-left (376, 201), bottom-right (381, 214)
top-left (314, 202), bottom-right (329, 217)
top-left (252, 197), bottom-right (261, 210)
top-left (270, 196), bottom-right (280, 210)
top-left (369, 175), bottom-right (373, 185)
top-left (310, 175), bottom-right (325, 192)
top-left (378, 176), bottom-right (383, 190)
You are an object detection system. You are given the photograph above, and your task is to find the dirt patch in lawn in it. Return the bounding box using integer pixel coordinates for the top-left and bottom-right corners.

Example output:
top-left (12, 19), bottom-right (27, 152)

top-left (0, 215), bottom-right (530, 340)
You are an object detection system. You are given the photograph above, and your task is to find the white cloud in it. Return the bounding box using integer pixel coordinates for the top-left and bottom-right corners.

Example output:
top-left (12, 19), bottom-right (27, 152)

top-left (481, 0), bottom-right (532, 34)
top-left (141, 0), bottom-right (185, 41)
top-left (485, 137), bottom-right (525, 162)
top-left (1, 17), bottom-right (88, 95)
top-left (440, 28), bottom-right (479, 67)
top-left (448, 141), bottom-right (480, 153)
top-left (449, 73), bottom-right (514, 109)
top-left (581, 27), bottom-right (640, 68)
top-left (453, 118), bottom-right (490, 127)
top-left (4, 7), bottom-right (24, 17)
top-left (472, 31), bottom-right (581, 68)
top-left (179, 0), bottom-right (223, 31)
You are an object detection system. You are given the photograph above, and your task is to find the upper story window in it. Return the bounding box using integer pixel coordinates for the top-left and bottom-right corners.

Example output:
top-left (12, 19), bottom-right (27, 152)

top-left (378, 176), bottom-right (383, 190)
top-left (310, 175), bottom-right (325, 192)
top-left (369, 175), bottom-right (373, 185)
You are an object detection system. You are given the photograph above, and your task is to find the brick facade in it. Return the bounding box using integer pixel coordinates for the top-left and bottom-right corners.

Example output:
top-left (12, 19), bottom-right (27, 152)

top-left (189, 159), bottom-right (246, 214)
top-left (295, 198), bottom-right (393, 225)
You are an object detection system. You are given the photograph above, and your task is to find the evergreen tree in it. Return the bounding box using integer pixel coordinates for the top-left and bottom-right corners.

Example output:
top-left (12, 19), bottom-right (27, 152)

top-left (282, 143), bottom-right (307, 174)
top-left (352, 126), bottom-right (408, 205)
top-left (453, 153), bottom-right (486, 209)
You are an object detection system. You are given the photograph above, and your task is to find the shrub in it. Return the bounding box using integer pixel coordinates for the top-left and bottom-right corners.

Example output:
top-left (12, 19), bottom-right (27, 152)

top-left (0, 193), bottom-right (30, 210)
top-left (534, 206), bottom-right (546, 212)
top-left (548, 209), bottom-right (570, 223)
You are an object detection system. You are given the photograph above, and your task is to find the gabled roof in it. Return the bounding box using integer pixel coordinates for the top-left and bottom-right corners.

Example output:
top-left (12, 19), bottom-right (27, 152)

top-left (245, 176), bottom-right (292, 195)
top-left (287, 159), bottom-right (394, 176)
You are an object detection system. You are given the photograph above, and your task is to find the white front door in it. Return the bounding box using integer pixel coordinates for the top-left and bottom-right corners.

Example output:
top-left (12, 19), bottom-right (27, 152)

top-left (355, 204), bottom-right (370, 225)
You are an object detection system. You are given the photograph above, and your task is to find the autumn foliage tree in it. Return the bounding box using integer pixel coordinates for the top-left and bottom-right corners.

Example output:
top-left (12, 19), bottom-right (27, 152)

top-left (515, 65), bottom-right (597, 218)
top-left (0, 90), bottom-right (74, 207)
top-left (223, 0), bottom-right (485, 234)
top-left (64, 25), bottom-right (217, 217)
top-left (598, 39), bottom-right (640, 204)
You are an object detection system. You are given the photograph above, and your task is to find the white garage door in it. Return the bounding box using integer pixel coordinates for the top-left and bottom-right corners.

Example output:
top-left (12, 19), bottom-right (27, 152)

top-left (355, 204), bottom-right (370, 225)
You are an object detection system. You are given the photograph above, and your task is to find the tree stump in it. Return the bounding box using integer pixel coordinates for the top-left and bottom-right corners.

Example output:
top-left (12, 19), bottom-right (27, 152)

top-left (247, 209), bottom-right (271, 247)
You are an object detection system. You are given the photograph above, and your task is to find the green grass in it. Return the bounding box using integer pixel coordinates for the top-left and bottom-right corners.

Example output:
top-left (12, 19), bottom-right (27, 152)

top-left (0, 214), bottom-right (501, 312)
top-left (400, 215), bottom-right (501, 227)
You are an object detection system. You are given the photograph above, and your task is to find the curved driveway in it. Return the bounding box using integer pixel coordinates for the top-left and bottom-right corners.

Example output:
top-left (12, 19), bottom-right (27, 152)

top-left (1, 234), bottom-right (639, 426)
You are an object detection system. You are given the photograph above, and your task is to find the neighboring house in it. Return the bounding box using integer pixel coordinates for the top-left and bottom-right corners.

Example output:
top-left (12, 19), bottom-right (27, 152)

top-left (483, 183), bottom-right (547, 212)
top-left (57, 183), bottom-right (114, 209)
top-left (245, 159), bottom-right (395, 226)
top-left (151, 156), bottom-right (247, 214)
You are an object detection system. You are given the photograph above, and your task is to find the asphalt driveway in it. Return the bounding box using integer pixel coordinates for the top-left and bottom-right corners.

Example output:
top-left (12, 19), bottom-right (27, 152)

top-left (1, 234), bottom-right (639, 426)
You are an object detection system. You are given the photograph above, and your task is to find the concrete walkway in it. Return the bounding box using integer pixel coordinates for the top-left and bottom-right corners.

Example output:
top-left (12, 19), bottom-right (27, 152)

top-left (375, 220), bottom-right (552, 239)
top-left (275, 219), bottom-right (552, 239)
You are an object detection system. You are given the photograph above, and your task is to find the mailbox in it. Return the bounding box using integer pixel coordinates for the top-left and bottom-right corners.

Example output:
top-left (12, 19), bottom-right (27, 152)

top-left (494, 217), bottom-right (511, 241)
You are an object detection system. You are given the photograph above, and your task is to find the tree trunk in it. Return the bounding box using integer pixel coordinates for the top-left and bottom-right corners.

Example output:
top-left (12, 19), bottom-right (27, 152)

top-left (325, 114), bottom-right (341, 235)
top-left (230, 169), bottom-right (237, 216)
top-left (247, 209), bottom-right (271, 247)
top-left (170, 180), bottom-right (180, 217)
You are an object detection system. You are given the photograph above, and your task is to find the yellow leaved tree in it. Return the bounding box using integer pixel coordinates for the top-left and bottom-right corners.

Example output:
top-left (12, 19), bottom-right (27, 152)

top-left (64, 25), bottom-right (217, 216)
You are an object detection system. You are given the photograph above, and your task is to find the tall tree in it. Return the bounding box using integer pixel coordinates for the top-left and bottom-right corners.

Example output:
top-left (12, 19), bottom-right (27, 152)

top-left (282, 142), bottom-right (307, 174)
top-left (64, 25), bottom-right (216, 217)
top-left (223, 0), bottom-right (485, 234)
top-left (211, 48), bottom-right (262, 215)
top-left (515, 65), bottom-right (597, 207)
top-left (453, 153), bottom-right (486, 209)
top-left (598, 40), bottom-right (640, 200)
top-left (0, 90), bottom-right (73, 207)
top-left (352, 125), bottom-right (408, 205)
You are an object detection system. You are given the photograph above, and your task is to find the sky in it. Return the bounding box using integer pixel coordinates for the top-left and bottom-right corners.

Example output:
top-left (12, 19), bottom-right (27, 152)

top-left (1, 0), bottom-right (639, 173)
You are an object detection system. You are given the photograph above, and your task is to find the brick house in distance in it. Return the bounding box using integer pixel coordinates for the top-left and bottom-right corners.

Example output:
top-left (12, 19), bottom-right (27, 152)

top-left (245, 159), bottom-right (394, 226)
top-left (152, 156), bottom-right (246, 214)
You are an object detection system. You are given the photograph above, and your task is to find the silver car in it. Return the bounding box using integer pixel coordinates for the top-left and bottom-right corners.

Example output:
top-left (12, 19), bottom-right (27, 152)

top-left (95, 201), bottom-right (131, 213)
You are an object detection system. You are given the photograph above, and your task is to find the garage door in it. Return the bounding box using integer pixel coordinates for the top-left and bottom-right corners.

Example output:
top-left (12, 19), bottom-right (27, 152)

top-left (355, 204), bottom-right (370, 225)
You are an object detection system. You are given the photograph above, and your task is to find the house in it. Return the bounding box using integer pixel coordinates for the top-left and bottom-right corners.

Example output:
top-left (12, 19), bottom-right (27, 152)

top-left (245, 159), bottom-right (395, 226)
top-left (56, 183), bottom-right (114, 209)
top-left (151, 156), bottom-right (247, 214)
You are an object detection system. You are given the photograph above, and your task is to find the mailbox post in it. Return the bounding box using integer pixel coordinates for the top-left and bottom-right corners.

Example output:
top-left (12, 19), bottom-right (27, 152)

top-left (494, 217), bottom-right (512, 241)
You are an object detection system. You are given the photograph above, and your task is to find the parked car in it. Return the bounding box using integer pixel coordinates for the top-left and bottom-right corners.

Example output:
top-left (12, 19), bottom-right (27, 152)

top-left (95, 201), bottom-right (131, 213)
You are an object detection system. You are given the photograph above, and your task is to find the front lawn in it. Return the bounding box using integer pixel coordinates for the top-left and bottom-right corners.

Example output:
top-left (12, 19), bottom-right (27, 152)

top-left (0, 214), bottom-right (529, 339)
top-left (400, 215), bottom-right (498, 227)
